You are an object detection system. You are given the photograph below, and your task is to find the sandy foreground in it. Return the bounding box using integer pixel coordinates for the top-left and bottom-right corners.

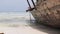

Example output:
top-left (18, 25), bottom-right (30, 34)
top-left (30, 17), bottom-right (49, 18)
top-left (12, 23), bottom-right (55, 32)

top-left (0, 23), bottom-right (60, 34)
top-left (0, 25), bottom-right (48, 34)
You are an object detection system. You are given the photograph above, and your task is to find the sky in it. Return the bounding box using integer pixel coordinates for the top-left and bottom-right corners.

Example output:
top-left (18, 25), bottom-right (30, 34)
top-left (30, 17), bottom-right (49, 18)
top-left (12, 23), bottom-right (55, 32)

top-left (0, 0), bottom-right (36, 11)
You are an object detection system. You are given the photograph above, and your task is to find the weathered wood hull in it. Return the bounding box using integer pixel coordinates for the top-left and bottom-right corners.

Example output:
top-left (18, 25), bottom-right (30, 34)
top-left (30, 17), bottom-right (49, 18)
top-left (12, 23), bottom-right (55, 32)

top-left (31, 0), bottom-right (60, 28)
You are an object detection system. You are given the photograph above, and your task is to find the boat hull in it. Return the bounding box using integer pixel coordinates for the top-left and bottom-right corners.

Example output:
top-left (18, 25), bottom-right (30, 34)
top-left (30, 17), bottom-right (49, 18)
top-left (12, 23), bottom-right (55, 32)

top-left (31, 0), bottom-right (60, 28)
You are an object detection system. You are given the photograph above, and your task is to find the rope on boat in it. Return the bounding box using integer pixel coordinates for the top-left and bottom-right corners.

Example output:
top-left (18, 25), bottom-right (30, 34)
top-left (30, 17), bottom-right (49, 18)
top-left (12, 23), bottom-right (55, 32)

top-left (26, 0), bottom-right (37, 12)
top-left (27, 0), bottom-right (31, 9)
top-left (31, 0), bottom-right (37, 10)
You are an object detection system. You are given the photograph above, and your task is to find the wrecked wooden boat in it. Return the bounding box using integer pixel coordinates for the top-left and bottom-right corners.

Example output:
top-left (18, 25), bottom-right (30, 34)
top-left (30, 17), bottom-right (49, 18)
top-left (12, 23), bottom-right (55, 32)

top-left (26, 0), bottom-right (60, 28)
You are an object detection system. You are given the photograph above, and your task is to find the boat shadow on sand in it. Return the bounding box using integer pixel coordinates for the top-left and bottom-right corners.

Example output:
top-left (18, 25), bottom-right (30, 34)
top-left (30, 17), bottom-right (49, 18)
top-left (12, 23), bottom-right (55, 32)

top-left (27, 20), bottom-right (60, 34)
